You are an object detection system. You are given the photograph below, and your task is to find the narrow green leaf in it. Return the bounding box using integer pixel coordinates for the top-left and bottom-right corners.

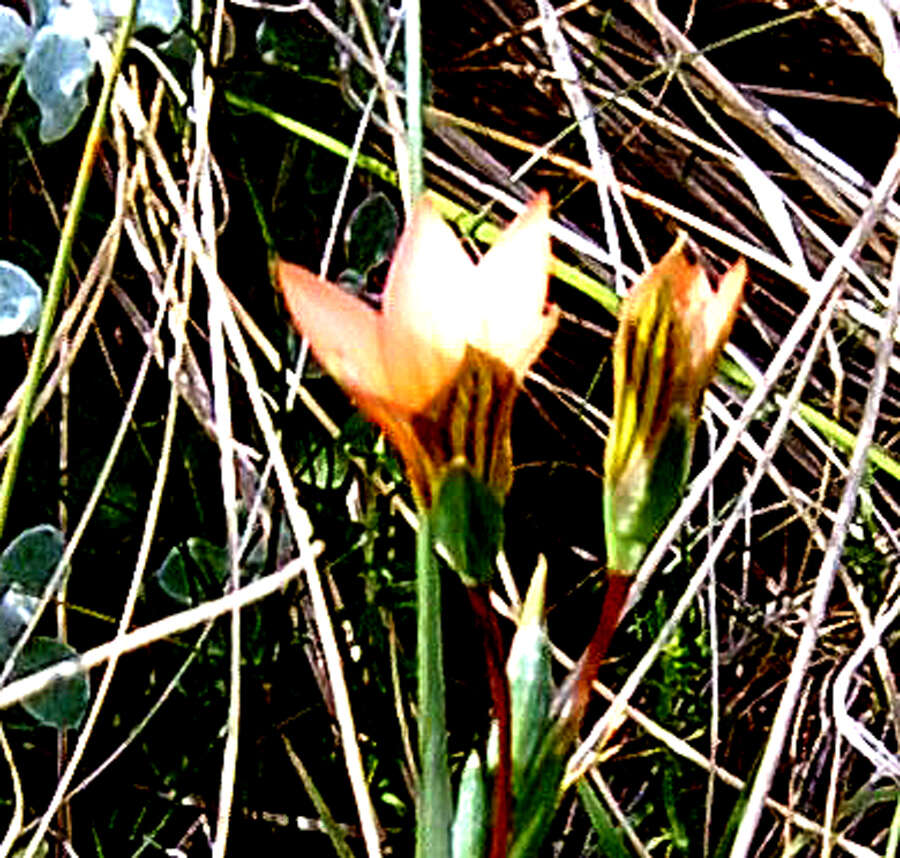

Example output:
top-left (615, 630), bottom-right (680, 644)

top-left (451, 750), bottom-right (488, 858)
top-left (281, 734), bottom-right (355, 858)
top-left (0, 7), bottom-right (137, 542)
top-left (576, 779), bottom-right (630, 858)
top-left (508, 560), bottom-right (551, 796)
top-left (508, 726), bottom-right (567, 858)
top-left (416, 513), bottom-right (452, 858)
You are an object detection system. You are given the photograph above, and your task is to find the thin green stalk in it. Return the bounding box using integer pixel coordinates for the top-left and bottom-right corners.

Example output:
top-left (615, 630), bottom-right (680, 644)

top-left (404, 0), bottom-right (423, 200)
top-left (0, 10), bottom-right (136, 543)
top-left (796, 399), bottom-right (900, 481)
top-left (225, 91), bottom-right (400, 186)
top-left (885, 793), bottom-right (900, 858)
top-left (0, 68), bottom-right (23, 133)
top-left (416, 513), bottom-right (451, 858)
top-left (281, 733), bottom-right (355, 858)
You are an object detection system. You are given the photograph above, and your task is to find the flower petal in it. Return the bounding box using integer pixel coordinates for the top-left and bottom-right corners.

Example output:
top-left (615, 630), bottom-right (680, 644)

top-left (472, 192), bottom-right (553, 374)
top-left (278, 259), bottom-right (392, 402)
top-left (380, 195), bottom-right (474, 409)
top-left (650, 236), bottom-right (745, 389)
top-left (701, 257), bottom-right (746, 371)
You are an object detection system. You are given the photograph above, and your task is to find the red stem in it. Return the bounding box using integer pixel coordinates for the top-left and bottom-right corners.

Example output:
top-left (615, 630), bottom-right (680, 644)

top-left (467, 587), bottom-right (511, 858)
top-left (569, 573), bottom-right (631, 731)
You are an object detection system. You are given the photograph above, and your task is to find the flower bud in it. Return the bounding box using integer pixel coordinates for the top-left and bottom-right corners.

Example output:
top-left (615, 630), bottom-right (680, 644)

top-left (604, 236), bottom-right (746, 573)
top-left (451, 750), bottom-right (489, 858)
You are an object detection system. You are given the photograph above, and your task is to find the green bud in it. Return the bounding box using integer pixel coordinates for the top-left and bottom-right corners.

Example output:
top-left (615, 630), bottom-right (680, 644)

top-left (451, 750), bottom-right (489, 858)
top-left (504, 560), bottom-right (570, 858)
top-left (507, 558), bottom-right (552, 795)
top-left (604, 409), bottom-right (692, 573)
top-left (604, 236), bottom-right (745, 573)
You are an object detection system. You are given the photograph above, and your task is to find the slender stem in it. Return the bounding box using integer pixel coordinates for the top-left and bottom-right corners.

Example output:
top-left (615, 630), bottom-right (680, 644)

top-left (404, 0), bottom-right (424, 199)
top-left (569, 574), bottom-right (631, 732)
top-left (467, 587), bottom-right (511, 858)
top-left (281, 733), bottom-right (355, 858)
top-left (885, 793), bottom-right (900, 858)
top-left (415, 513), bottom-right (451, 858)
top-left (0, 11), bottom-right (136, 542)
top-left (0, 68), bottom-right (23, 133)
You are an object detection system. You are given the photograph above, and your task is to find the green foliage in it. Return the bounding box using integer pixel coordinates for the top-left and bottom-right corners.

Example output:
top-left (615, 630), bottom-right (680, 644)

top-left (507, 562), bottom-right (551, 799)
top-left (17, 635), bottom-right (89, 728)
top-left (623, 590), bottom-right (713, 852)
top-left (577, 779), bottom-right (631, 858)
top-left (344, 192), bottom-right (399, 279)
top-left (154, 537), bottom-right (229, 607)
top-left (844, 489), bottom-right (891, 614)
top-left (451, 750), bottom-right (488, 858)
top-left (0, 522), bottom-right (63, 599)
top-left (294, 428), bottom-right (351, 492)
top-left (0, 524), bottom-right (89, 729)
top-left (507, 724), bottom-right (568, 858)
top-left (254, 14), bottom-right (332, 76)
top-left (0, 2), bottom-right (897, 855)
top-left (431, 464), bottom-right (504, 588)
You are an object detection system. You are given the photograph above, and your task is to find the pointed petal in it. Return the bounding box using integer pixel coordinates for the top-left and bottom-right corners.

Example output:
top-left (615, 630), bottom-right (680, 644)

top-left (380, 195), bottom-right (473, 409)
top-left (653, 234), bottom-right (698, 320)
top-left (652, 237), bottom-right (745, 385)
top-left (703, 257), bottom-right (746, 363)
top-left (473, 192), bottom-right (554, 373)
top-left (278, 259), bottom-right (392, 402)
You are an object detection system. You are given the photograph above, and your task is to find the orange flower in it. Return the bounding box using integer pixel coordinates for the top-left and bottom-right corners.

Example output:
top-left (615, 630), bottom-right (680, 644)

top-left (604, 235), bottom-right (746, 573)
top-left (279, 193), bottom-right (557, 507)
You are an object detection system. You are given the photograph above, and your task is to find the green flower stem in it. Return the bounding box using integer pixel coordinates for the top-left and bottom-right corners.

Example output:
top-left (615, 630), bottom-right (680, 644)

top-left (795, 399), bottom-right (900, 481)
top-left (0, 8), bottom-right (136, 543)
top-left (416, 512), bottom-right (452, 858)
top-left (467, 586), bottom-right (511, 858)
top-left (224, 91), bottom-right (401, 185)
top-left (404, 0), bottom-right (423, 200)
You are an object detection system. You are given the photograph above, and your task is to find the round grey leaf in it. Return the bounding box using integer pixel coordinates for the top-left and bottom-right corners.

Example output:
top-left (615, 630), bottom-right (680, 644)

top-left (91, 0), bottom-right (180, 33)
top-left (0, 7), bottom-right (31, 66)
top-left (0, 523), bottom-right (64, 595)
top-left (136, 0), bottom-right (181, 34)
top-left (0, 584), bottom-right (41, 642)
top-left (0, 261), bottom-right (43, 335)
top-left (24, 28), bottom-right (94, 142)
top-left (27, 0), bottom-right (51, 29)
top-left (18, 637), bottom-right (90, 729)
top-left (344, 192), bottom-right (399, 276)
